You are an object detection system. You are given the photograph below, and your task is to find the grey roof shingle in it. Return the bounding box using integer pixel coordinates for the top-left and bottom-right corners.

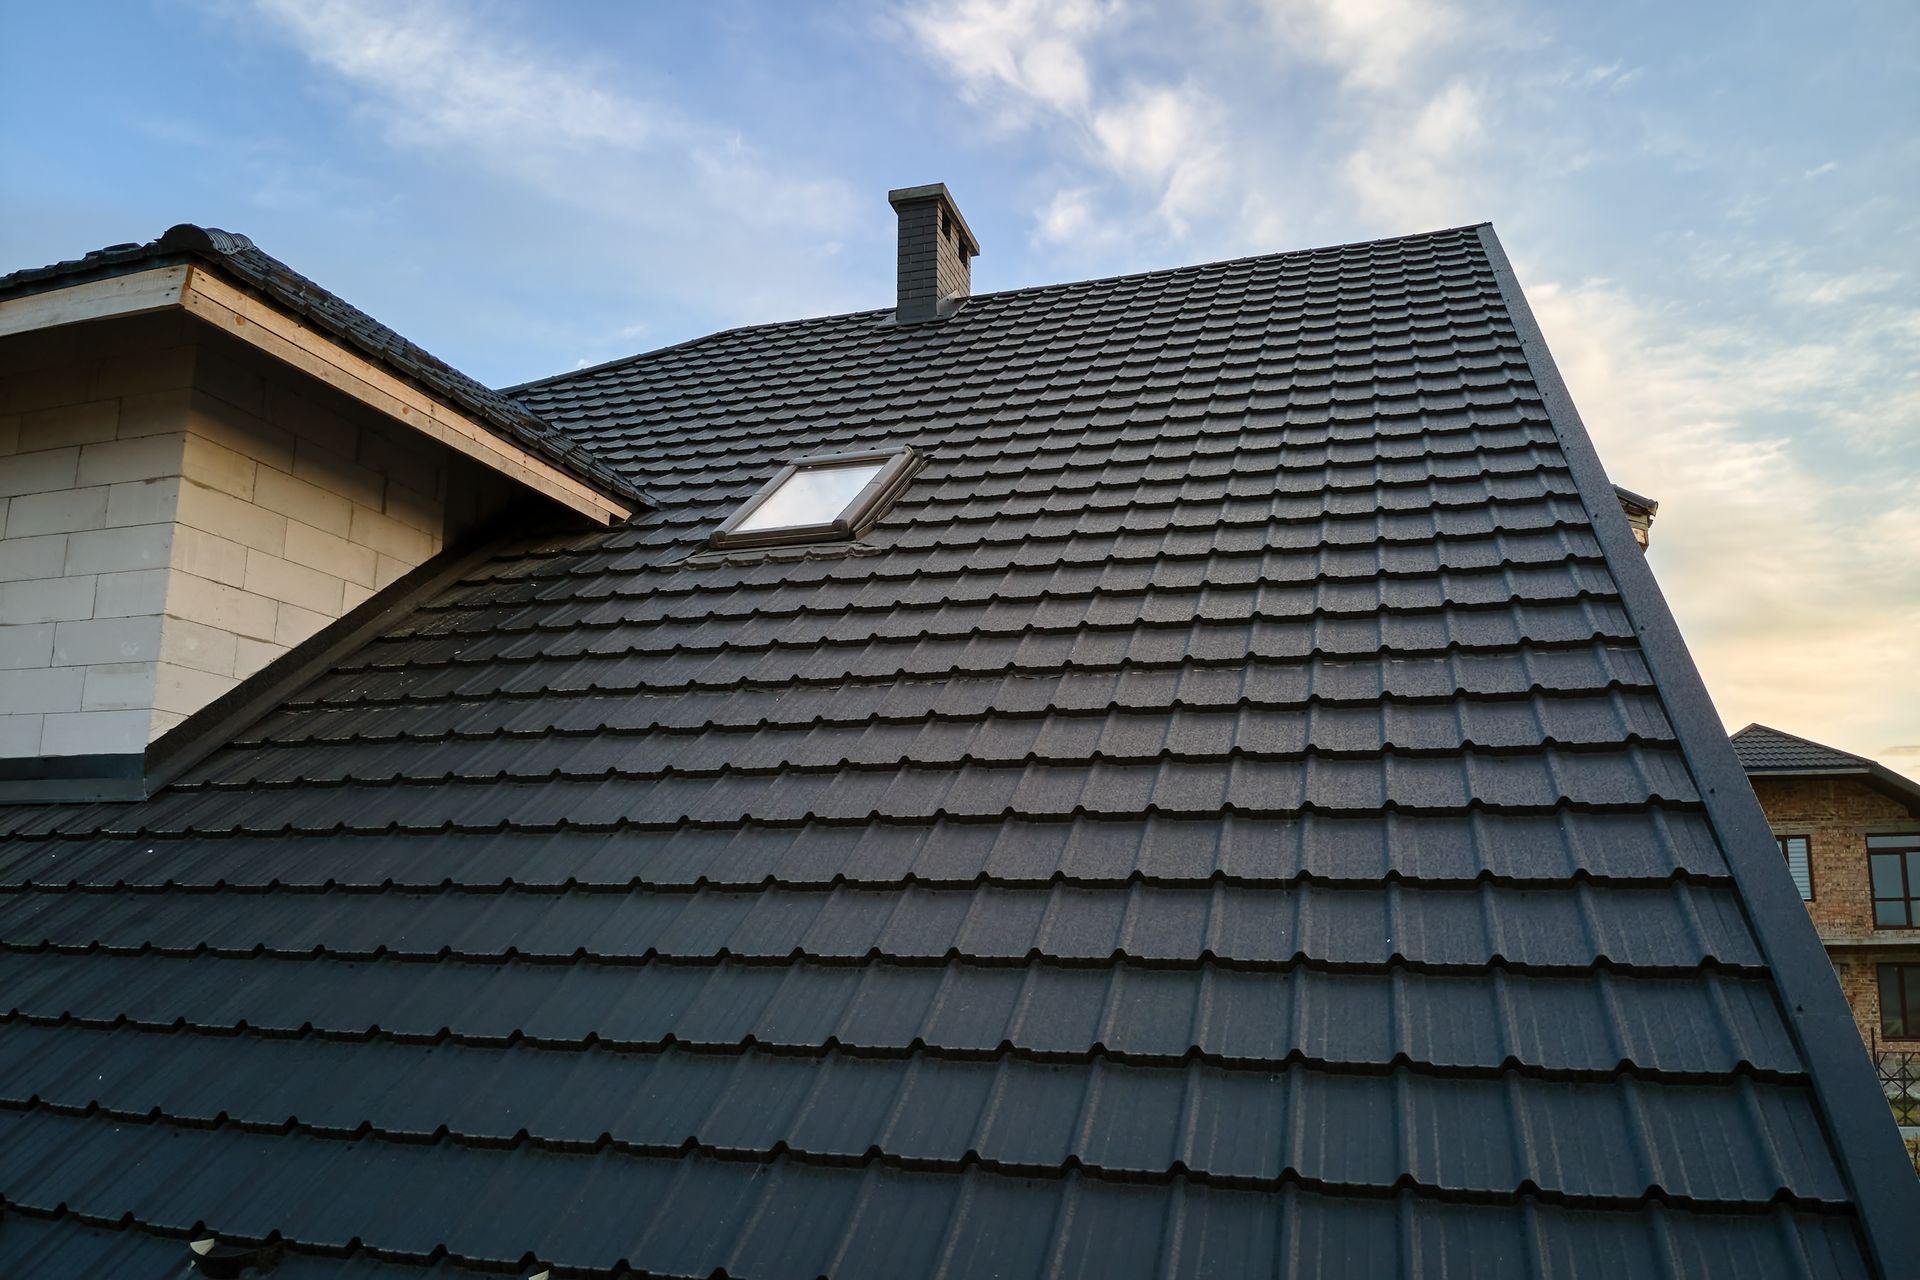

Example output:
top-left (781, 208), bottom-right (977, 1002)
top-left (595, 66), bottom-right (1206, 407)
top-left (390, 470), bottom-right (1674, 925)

top-left (1, 224), bottom-right (1912, 1278)
top-left (1734, 722), bottom-right (1885, 771)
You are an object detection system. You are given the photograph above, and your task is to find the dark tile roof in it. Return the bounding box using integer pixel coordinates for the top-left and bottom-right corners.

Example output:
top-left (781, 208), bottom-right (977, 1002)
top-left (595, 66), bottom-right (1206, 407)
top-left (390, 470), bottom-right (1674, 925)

top-left (0, 224), bottom-right (647, 510)
top-left (1733, 722), bottom-right (1879, 772)
top-left (1733, 722), bottom-right (1920, 813)
top-left (2, 224), bottom-right (1914, 1278)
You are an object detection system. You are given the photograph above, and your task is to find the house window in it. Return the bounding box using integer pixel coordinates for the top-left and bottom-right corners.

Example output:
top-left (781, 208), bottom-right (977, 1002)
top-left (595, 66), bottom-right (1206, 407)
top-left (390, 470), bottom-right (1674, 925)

top-left (1881, 963), bottom-right (1920, 1038)
top-left (711, 447), bottom-right (917, 549)
top-left (1777, 835), bottom-right (1812, 900)
top-left (1869, 835), bottom-right (1920, 928)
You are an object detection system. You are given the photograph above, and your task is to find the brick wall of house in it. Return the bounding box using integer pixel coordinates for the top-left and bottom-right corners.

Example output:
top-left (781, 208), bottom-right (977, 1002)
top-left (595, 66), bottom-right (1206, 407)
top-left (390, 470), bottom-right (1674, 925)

top-left (1827, 955), bottom-right (1918, 1052)
top-left (0, 314), bottom-right (449, 761)
top-left (1750, 773), bottom-right (1920, 1049)
top-left (1752, 776), bottom-right (1919, 935)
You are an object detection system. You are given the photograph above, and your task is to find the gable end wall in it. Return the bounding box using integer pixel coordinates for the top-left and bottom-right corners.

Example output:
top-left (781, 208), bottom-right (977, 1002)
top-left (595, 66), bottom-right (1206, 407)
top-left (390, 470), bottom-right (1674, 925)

top-left (0, 316), bottom-right (449, 762)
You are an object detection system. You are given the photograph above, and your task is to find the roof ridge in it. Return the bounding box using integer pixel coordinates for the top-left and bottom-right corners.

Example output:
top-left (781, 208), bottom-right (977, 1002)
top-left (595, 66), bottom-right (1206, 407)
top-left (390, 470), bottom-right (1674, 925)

top-left (502, 221), bottom-right (1494, 396)
top-left (1732, 722), bottom-right (1873, 764)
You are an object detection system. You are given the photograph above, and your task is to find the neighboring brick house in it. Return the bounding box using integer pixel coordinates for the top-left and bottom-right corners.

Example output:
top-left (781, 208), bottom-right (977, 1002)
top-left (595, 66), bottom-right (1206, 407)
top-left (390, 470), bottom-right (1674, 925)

top-left (1734, 723), bottom-right (1920, 1052)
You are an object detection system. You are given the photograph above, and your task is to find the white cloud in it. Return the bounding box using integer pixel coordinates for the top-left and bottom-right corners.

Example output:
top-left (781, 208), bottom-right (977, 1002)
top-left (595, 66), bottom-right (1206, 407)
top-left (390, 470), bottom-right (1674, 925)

top-left (1576, 61), bottom-right (1642, 90)
top-left (1786, 269), bottom-right (1904, 306)
top-left (1409, 78), bottom-right (1484, 153)
top-left (1525, 271), bottom-right (1920, 760)
top-left (246, 0), bottom-right (855, 236)
top-left (1342, 78), bottom-right (1488, 230)
top-left (901, 0), bottom-right (1117, 121)
top-left (252, 0), bottom-right (674, 151)
top-left (226, 0), bottom-right (873, 355)
top-left (1089, 84), bottom-right (1229, 233)
top-left (1244, 0), bottom-right (1500, 234)
top-left (901, 0), bottom-right (1224, 242)
top-left (1256, 0), bottom-right (1460, 90)
top-left (1035, 187), bottom-right (1096, 243)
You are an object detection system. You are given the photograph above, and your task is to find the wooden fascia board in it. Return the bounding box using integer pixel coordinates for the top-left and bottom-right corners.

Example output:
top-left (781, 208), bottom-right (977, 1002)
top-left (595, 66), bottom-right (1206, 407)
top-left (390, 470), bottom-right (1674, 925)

top-left (1, 264), bottom-right (631, 525)
top-left (178, 268), bottom-right (631, 524)
top-left (0, 265), bottom-right (189, 338)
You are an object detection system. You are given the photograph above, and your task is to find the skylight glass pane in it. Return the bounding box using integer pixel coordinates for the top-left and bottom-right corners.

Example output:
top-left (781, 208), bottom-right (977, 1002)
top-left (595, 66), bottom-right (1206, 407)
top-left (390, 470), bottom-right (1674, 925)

top-left (737, 461), bottom-right (885, 532)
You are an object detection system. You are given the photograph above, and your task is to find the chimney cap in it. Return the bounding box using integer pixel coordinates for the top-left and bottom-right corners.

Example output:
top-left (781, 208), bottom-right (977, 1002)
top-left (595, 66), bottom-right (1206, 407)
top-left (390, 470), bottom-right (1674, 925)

top-left (887, 184), bottom-right (980, 257)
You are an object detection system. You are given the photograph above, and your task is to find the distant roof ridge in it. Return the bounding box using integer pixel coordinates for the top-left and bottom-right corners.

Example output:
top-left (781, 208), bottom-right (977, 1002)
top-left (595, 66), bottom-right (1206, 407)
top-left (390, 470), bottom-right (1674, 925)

top-left (1732, 722), bottom-right (1920, 814)
top-left (502, 221), bottom-right (1495, 396)
top-left (1731, 721), bottom-right (1875, 766)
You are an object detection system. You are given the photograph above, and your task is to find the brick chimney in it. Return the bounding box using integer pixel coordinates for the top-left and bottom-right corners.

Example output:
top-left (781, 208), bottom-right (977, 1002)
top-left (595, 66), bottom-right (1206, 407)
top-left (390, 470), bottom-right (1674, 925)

top-left (888, 184), bottom-right (979, 324)
top-left (1613, 484), bottom-right (1659, 551)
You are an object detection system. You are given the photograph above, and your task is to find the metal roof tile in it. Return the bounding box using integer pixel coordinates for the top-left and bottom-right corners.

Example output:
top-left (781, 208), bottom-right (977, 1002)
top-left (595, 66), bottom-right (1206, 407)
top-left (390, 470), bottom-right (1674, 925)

top-left (1, 220), bottom-right (1901, 1275)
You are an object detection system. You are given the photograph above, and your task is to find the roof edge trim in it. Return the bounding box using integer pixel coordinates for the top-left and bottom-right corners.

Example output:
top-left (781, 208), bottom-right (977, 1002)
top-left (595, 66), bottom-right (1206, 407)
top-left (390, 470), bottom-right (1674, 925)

top-left (0, 263), bottom-right (191, 338)
top-left (0, 258), bottom-right (641, 525)
top-left (1476, 224), bottom-right (1920, 1277)
top-left (176, 266), bottom-right (632, 524)
top-left (1747, 764), bottom-right (1920, 816)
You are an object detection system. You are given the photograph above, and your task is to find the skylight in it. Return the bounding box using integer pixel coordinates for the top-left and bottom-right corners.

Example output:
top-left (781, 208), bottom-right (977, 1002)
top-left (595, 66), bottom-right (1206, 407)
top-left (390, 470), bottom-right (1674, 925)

top-left (736, 459), bottom-right (885, 532)
top-left (712, 447), bottom-right (917, 549)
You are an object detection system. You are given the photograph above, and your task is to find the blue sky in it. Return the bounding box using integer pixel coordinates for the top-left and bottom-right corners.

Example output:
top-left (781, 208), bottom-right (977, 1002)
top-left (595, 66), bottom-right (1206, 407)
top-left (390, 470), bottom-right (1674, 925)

top-left (4, 0), bottom-right (1916, 767)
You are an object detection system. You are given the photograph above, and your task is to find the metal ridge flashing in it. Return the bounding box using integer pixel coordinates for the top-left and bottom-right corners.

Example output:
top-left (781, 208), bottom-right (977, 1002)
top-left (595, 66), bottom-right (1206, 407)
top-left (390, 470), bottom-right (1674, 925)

top-left (1475, 224), bottom-right (1920, 1278)
top-left (0, 534), bottom-right (513, 809)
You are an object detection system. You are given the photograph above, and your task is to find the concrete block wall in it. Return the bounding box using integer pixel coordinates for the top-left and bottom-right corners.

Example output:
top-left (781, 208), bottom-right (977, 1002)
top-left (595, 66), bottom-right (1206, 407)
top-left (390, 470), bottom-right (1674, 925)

top-left (164, 331), bottom-right (449, 711)
top-left (1, 314), bottom-right (194, 758)
top-left (1, 316), bottom-right (449, 762)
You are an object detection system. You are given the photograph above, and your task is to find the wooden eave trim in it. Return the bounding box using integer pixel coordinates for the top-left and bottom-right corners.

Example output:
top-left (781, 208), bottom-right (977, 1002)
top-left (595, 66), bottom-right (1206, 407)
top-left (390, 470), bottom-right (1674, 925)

top-left (0, 265), bottom-right (189, 338)
top-left (179, 268), bottom-right (631, 524)
top-left (0, 264), bottom-right (632, 525)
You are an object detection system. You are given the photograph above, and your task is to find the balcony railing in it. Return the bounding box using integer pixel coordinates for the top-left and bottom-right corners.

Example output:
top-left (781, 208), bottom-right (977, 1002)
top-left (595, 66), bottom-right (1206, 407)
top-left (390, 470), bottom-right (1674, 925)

top-left (1868, 1037), bottom-right (1920, 1176)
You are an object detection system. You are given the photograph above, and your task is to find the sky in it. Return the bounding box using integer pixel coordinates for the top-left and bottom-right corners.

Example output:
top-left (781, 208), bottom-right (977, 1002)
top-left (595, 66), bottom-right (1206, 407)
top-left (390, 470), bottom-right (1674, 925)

top-left (3, 0), bottom-right (1916, 771)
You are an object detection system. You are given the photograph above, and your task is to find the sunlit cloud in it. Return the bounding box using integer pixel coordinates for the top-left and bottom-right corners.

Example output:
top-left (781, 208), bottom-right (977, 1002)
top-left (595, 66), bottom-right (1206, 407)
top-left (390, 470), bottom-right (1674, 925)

top-left (895, 0), bottom-right (1920, 764)
top-left (1524, 272), bottom-right (1920, 759)
top-left (901, 0), bottom-right (1225, 242)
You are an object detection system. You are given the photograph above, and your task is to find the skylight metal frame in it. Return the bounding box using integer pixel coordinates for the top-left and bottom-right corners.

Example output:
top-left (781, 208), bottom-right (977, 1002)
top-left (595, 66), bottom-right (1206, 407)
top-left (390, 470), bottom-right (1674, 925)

top-left (710, 446), bottom-right (918, 549)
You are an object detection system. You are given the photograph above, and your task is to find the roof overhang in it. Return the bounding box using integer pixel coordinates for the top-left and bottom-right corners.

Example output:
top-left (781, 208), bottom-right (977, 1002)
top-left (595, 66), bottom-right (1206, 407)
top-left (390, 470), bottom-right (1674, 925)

top-left (1815, 932), bottom-right (1920, 951)
top-left (0, 264), bottom-right (635, 526)
top-left (1744, 764), bottom-right (1920, 816)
